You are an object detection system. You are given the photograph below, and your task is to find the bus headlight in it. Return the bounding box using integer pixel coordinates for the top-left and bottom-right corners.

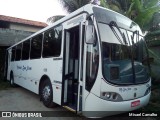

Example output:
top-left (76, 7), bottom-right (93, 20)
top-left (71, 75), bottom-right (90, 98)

top-left (100, 92), bottom-right (123, 102)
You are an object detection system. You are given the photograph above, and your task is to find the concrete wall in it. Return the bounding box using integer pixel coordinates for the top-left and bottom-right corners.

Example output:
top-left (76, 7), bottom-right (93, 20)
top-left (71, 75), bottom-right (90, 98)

top-left (9, 23), bottom-right (43, 32)
top-left (0, 28), bottom-right (33, 46)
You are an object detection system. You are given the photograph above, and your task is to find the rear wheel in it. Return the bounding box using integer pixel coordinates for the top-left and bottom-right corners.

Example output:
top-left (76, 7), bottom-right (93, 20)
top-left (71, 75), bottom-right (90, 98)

top-left (40, 79), bottom-right (56, 108)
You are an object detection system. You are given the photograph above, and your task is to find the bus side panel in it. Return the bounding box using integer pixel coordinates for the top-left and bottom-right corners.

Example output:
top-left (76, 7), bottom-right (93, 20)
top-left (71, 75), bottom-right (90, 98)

top-left (9, 59), bottom-right (44, 94)
top-left (25, 59), bottom-right (44, 94)
top-left (14, 61), bottom-right (23, 85)
top-left (7, 56), bottom-right (63, 105)
top-left (42, 58), bottom-right (63, 105)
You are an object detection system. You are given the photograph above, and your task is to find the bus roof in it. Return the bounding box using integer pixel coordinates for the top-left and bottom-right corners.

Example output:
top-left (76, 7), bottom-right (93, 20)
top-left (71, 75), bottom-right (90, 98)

top-left (7, 4), bottom-right (139, 50)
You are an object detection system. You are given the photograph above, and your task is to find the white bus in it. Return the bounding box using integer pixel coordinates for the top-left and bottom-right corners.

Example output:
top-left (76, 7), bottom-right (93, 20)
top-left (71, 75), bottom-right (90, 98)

top-left (5, 4), bottom-right (151, 117)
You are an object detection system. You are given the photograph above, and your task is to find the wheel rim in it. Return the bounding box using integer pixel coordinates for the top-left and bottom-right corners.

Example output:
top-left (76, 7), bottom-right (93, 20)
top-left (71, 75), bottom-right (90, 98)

top-left (42, 86), bottom-right (51, 101)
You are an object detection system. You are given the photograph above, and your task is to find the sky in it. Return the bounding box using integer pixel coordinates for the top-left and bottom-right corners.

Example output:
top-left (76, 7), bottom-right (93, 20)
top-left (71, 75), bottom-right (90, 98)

top-left (0, 0), bottom-right (66, 23)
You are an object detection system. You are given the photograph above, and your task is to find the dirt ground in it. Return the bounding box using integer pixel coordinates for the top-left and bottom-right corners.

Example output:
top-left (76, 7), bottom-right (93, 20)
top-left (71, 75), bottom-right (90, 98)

top-left (0, 87), bottom-right (157, 120)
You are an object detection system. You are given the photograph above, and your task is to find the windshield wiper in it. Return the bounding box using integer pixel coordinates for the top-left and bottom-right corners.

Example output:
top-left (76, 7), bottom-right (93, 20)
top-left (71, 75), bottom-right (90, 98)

top-left (109, 21), bottom-right (127, 45)
top-left (109, 21), bottom-right (138, 83)
top-left (131, 30), bottom-right (139, 45)
top-left (130, 30), bottom-right (140, 83)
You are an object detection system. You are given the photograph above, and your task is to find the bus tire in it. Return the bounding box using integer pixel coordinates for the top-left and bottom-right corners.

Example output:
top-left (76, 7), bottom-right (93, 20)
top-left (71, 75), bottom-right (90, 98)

top-left (40, 79), bottom-right (56, 108)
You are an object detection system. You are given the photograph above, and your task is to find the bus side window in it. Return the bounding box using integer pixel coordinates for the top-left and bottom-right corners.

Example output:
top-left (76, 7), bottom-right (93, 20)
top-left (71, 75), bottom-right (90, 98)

top-left (15, 43), bottom-right (22, 61)
top-left (43, 25), bottom-right (62, 58)
top-left (30, 34), bottom-right (43, 59)
top-left (22, 40), bottom-right (30, 60)
top-left (11, 47), bottom-right (16, 61)
top-left (86, 33), bottom-right (99, 92)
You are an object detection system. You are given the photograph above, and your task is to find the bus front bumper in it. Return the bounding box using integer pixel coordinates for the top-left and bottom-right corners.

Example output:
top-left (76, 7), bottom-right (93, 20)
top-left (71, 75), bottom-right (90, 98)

top-left (83, 92), bottom-right (151, 117)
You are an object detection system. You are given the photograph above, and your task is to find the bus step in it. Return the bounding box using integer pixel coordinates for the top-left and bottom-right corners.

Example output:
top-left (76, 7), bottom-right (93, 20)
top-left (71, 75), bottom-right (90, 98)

top-left (63, 106), bottom-right (76, 113)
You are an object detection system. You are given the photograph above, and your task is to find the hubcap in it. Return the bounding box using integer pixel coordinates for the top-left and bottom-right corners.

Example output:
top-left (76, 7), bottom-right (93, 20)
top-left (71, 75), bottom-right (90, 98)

top-left (42, 86), bottom-right (51, 101)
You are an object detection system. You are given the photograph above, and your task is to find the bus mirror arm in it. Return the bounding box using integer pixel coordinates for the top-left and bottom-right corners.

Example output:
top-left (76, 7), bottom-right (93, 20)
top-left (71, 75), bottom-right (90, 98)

top-left (86, 13), bottom-right (94, 20)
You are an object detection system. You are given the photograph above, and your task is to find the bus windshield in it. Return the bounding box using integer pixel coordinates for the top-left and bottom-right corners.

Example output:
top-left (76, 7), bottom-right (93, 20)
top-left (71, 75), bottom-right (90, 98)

top-left (98, 22), bottom-right (150, 84)
top-left (93, 6), bottom-right (150, 84)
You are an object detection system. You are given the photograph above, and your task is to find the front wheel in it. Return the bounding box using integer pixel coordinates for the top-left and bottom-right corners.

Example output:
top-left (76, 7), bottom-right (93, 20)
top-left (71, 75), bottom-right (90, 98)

top-left (40, 79), bottom-right (56, 108)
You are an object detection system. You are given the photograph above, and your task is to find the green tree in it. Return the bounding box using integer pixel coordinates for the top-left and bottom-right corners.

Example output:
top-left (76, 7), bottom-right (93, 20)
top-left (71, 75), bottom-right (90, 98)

top-left (47, 0), bottom-right (160, 31)
top-left (100, 0), bottom-right (160, 31)
top-left (59, 0), bottom-right (91, 13)
top-left (100, 0), bottom-right (123, 13)
top-left (47, 15), bottom-right (65, 24)
top-left (47, 0), bottom-right (91, 24)
top-left (150, 12), bottom-right (160, 31)
top-left (127, 0), bottom-right (160, 31)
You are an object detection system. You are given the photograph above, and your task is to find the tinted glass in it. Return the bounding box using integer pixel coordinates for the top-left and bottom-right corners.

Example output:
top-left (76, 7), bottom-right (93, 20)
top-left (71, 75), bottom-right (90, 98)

top-left (22, 40), bottom-right (30, 60)
top-left (30, 34), bottom-right (43, 59)
top-left (11, 47), bottom-right (16, 61)
top-left (86, 32), bottom-right (99, 91)
top-left (15, 44), bottom-right (22, 61)
top-left (43, 25), bottom-right (62, 57)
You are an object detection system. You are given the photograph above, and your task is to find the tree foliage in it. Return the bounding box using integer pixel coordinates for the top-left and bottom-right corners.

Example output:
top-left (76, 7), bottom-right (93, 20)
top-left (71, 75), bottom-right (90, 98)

top-left (99, 0), bottom-right (160, 31)
top-left (127, 0), bottom-right (160, 31)
top-left (47, 15), bottom-right (65, 24)
top-left (47, 0), bottom-right (91, 23)
top-left (59, 0), bottom-right (91, 13)
top-left (47, 0), bottom-right (160, 31)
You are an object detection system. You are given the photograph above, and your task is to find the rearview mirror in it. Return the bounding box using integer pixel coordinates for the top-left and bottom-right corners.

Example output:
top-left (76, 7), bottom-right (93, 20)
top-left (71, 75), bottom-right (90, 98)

top-left (85, 21), bottom-right (95, 44)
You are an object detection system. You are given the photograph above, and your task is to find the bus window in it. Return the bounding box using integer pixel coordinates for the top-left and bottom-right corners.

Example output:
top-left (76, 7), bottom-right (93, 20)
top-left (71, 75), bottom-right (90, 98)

top-left (11, 47), bottom-right (16, 61)
top-left (22, 40), bottom-right (30, 60)
top-left (43, 25), bottom-right (62, 58)
top-left (15, 43), bottom-right (22, 61)
top-left (86, 33), bottom-right (99, 91)
top-left (30, 34), bottom-right (43, 59)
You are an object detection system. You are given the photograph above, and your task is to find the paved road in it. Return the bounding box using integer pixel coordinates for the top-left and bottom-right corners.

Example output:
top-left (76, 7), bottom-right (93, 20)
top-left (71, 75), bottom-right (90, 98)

top-left (0, 87), bottom-right (157, 120)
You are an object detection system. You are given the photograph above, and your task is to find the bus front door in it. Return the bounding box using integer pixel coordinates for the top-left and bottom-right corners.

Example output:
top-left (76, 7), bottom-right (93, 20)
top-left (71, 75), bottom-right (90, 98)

top-left (62, 23), bottom-right (84, 113)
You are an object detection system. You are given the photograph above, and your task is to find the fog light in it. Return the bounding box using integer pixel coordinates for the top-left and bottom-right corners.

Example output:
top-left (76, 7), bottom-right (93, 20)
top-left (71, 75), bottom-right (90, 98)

top-left (106, 93), bottom-right (111, 99)
top-left (102, 92), bottom-right (111, 99)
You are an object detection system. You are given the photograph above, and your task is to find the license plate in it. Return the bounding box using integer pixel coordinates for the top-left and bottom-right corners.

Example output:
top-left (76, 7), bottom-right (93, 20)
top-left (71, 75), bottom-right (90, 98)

top-left (131, 100), bottom-right (140, 107)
